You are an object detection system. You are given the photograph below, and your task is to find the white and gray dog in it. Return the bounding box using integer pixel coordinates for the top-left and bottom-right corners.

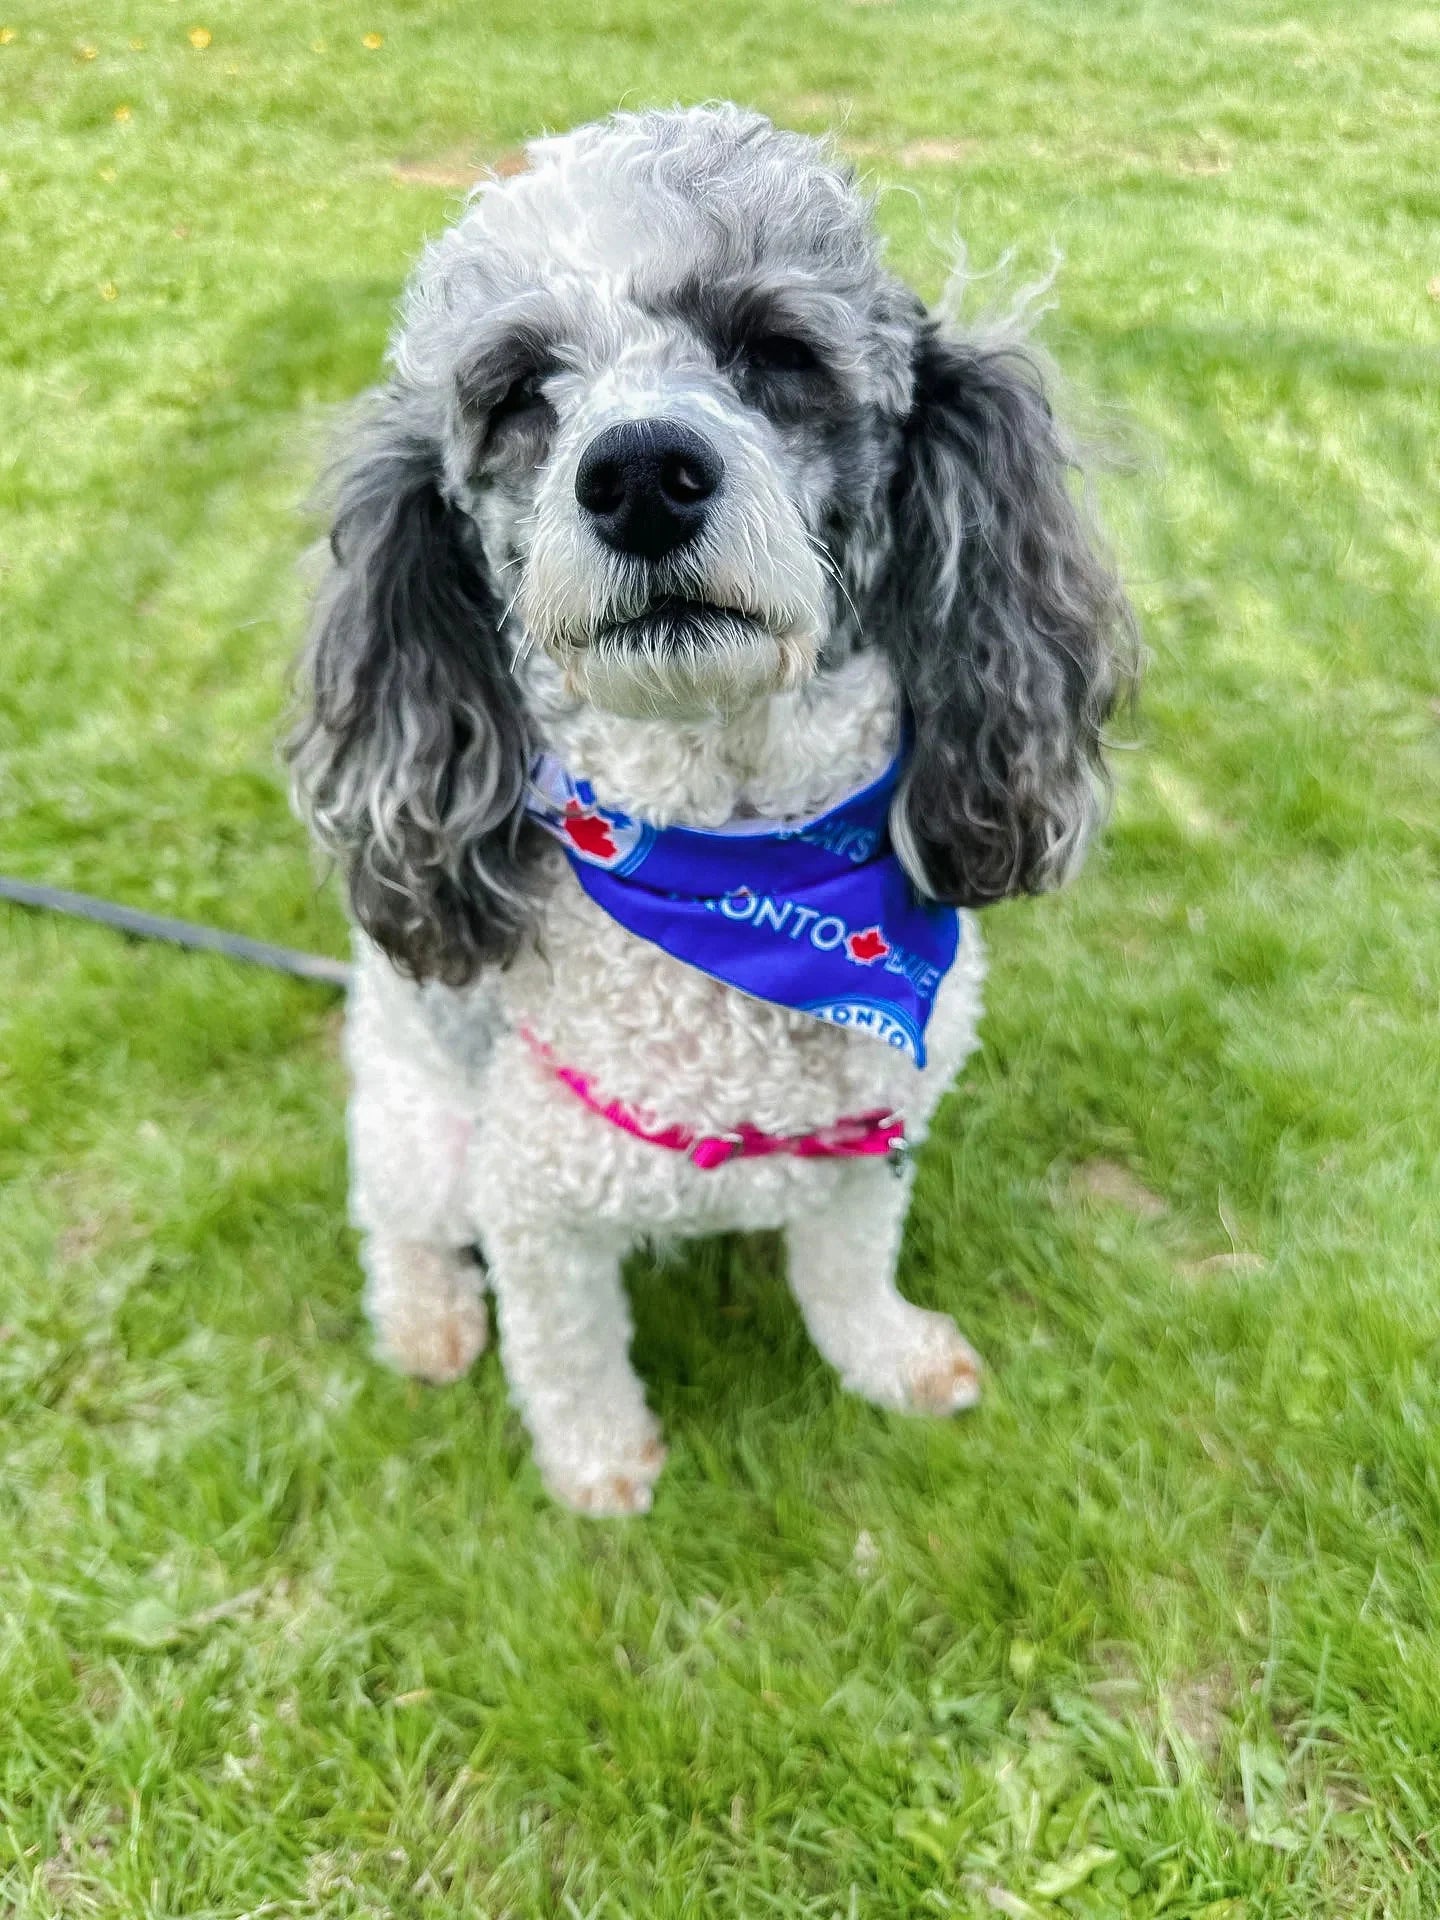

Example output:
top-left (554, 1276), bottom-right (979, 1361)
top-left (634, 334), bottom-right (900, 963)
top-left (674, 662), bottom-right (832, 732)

top-left (289, 104), bottom-right (1133, 1514)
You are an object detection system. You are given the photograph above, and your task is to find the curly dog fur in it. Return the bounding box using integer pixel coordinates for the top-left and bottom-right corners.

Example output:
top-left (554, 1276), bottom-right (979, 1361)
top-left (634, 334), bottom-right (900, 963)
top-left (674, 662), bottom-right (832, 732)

top-left (289, 104), bottom-right (1133, 1514)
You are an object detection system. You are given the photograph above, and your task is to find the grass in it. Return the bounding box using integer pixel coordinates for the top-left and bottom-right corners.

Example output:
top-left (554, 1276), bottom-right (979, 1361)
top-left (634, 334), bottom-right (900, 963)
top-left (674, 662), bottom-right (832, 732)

top-left (1, 0), bottom-right (1438, 1913)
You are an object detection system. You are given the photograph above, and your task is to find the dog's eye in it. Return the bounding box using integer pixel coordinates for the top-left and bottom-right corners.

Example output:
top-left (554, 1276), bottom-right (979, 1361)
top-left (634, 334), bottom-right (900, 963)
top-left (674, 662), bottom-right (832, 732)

top-left (743, 334), bottom-right (820, 376)
top-left (490, 369), bottom-right (549, 425)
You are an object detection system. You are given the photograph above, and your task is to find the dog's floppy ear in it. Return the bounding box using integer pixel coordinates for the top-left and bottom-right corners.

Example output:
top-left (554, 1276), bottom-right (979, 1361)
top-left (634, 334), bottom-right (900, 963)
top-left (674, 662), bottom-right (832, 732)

top-left (288, 394), bottom-right (543, 983)
top-left (873, 320), bottom-right (1134, 907)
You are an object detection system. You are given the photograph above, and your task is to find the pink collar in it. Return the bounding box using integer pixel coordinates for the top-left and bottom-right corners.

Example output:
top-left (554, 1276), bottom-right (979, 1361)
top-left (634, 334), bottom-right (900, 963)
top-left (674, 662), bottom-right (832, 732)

top-left (520, 1027), bottom-right (907, 1172)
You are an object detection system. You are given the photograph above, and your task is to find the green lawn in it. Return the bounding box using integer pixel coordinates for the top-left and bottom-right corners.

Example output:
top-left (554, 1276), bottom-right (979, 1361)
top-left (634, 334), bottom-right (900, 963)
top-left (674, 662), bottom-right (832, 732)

top-left (2, 1), bottom-right (1438, 1914)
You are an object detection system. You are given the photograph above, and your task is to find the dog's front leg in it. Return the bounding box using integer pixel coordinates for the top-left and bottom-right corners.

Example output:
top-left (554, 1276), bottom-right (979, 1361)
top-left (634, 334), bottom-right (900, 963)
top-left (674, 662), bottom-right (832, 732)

top-left (486, 1221), bottom-right (665, 1516)
top-left (347, 955), bottom-right (490, 1387)
top-left (786, 1163), bottom-right (983, 1415)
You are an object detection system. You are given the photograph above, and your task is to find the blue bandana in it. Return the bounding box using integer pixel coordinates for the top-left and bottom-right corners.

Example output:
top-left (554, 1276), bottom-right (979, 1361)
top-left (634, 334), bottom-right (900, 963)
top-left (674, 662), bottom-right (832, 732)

top-left (527, 751), bottom-right (960, 1067)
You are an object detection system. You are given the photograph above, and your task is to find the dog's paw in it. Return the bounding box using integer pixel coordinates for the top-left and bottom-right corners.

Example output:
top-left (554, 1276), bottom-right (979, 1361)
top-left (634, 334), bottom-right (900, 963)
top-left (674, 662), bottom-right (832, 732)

top-left (903, 1320), bottom-right (984, 1414)
top-left (841, 1308), bottom-right (984, 1417)
top-left (539, 1428), bottom-right (667, 1518)
top-left (365, 1240), bottom-right (489, 1384)
top-left (383, 1293), bottom-right (489, 1384)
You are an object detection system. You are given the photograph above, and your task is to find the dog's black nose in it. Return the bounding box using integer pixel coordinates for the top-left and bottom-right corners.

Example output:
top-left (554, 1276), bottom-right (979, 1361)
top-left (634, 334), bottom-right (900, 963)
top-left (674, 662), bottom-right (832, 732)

top-left (575, 419), bottom-right (723, 561)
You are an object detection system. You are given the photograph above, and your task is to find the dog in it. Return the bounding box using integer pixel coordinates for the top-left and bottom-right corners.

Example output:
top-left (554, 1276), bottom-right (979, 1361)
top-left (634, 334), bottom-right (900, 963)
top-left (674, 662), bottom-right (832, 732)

top-left (288, 104), bottom-right (1133, 1514)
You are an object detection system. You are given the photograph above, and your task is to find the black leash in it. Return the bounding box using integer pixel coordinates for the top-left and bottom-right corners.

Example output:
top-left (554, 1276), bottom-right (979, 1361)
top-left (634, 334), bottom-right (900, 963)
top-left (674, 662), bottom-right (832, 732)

top-left (0, 874), bottom-right (350, 989)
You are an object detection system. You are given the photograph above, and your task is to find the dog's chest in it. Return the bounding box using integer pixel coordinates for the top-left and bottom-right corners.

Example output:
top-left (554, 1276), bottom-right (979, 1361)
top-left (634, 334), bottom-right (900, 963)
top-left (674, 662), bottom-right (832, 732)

top-left (497, 877), bottom-right (920, 1136)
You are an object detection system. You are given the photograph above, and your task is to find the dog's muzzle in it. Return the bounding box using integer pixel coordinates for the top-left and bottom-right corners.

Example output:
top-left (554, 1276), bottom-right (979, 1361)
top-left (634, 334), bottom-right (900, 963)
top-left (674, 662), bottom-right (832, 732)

top-left (520, 408), bottom-right (826, 715)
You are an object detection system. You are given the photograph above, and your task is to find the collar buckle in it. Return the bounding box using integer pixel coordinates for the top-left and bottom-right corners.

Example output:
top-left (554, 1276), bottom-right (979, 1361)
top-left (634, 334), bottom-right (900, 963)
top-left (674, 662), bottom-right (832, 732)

top-left (879, 1115), bottom-right (909, 1176)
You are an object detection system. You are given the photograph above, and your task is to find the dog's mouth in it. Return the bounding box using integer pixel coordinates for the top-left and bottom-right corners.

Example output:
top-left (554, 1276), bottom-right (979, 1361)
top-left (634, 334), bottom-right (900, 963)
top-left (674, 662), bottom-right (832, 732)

top-left (559, 594), bottom-right (814, 719)
top-left (596, 596), bottom-right (762, 649)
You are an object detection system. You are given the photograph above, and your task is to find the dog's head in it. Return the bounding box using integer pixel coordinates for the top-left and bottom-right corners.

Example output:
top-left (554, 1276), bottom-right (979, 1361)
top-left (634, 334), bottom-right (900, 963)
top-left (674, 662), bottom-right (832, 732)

top-left (290, 105), bottom-right (1133, 982)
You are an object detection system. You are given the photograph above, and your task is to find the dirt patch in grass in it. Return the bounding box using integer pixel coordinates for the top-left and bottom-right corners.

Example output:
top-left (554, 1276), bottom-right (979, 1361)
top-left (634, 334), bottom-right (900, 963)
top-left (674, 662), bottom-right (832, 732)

top-left (1069, 1158), bottom-right (1169, 1219)
top-left (1162, 1668), bottom-right (1233, 1767)
top-left (1180, 1250), bottom-right (1268, 1280)
top-left (45, 1173), bottom-right (138, 1268)
top-left (1177, 149), bottom-right (1234, 176)
top-left (1095, 1648), bottom-right (1235, 1771)
top-left (392, 148), bottom-right (528, 190)
top-left (781, 92), bottom-right (846, 120)
top-left (846, 136), bottom-right (980, 168)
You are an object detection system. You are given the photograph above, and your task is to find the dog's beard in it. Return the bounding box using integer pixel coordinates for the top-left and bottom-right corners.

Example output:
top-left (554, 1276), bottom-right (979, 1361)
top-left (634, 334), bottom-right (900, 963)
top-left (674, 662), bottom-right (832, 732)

top-left (513, 489), bottom-right (830, 718)
top-left (559, 600), bottom-right (817, 719)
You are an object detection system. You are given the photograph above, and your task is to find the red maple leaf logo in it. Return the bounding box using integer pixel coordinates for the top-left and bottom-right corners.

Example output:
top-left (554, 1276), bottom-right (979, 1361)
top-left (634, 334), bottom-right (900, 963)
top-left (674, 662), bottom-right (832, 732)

top-left (562, 801), bottom-right (618, 862)
top-left (846, 925), bottom-right (890, 965)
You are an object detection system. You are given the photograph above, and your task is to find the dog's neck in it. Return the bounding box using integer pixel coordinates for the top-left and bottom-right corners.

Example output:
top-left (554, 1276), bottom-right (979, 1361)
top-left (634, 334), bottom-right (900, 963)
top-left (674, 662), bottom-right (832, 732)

top-left (521, 647), bottom-right (900, 829)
